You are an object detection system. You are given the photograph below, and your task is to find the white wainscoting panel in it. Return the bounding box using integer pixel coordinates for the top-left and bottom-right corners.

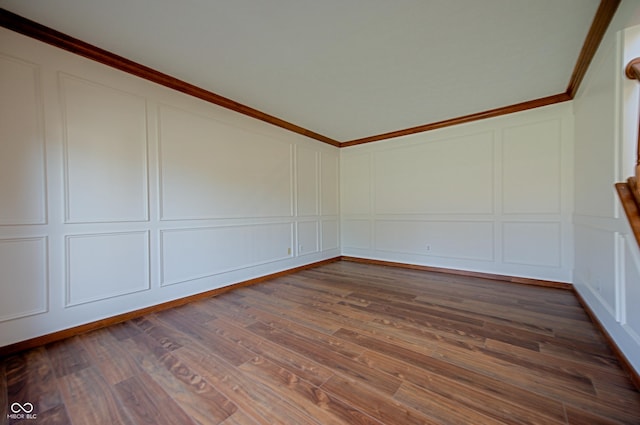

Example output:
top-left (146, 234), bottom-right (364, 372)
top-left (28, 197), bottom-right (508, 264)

top-left (0, 237), bottom-right (48, 321)
top-left (159, 105), bottom-right (293, 220)
top-left (0, 55), bottom-right (46, 225)
top-left (161, 223), bottom-right (293, 286)
top-left (321, 153), bottom-right (339, 216)
top-left (297, 148), bottom-right (319, 216)
top-left (502, 120), bottom-right (561, 214)
top-left (61, 75), bottom-right (149, 223)
top-left (341, 102), bottom-right (572, 281)
top-left (574, 223), bottom-right (617, 316)
top-left (322, 220), bottom-right (339, 251)
top-left (373, 132), bottom-right (494, 215)
top-left (297, 221), bottom-right (319, 256)
top-left (342, 219), bottom-right (371, 250)
top-left (375, 220), bottom-right (494, 261)
top-left (0, 27), bottom-right (340, 349)
top-left (66, 232), bottom-right (150, 306)
top-left (502, 222), bottom-right (561, 267)
top-left (341, 154), bottom-right (371, 215)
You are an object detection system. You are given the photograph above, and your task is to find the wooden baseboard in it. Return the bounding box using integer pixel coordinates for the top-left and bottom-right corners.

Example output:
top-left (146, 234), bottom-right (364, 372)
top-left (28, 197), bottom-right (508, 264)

top-left (0, 257), bottom-right (340, 358)
top-left (340, 256), bottom-right (573, 290)
top-left (6, 254), bottom-right (638, 394)
top-left (341, 255), bottom-right (640, 390)
top-left (572, 289), bottom-right (640, 392)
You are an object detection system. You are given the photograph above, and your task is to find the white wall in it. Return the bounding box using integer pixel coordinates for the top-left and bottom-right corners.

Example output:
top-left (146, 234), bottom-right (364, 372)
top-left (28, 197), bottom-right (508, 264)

top-left (0, 27), bottom-right (339, 347)
top-left (341, 103), bottom-right (574, 282)
top-left (573, 0), bottom-right (640, 374)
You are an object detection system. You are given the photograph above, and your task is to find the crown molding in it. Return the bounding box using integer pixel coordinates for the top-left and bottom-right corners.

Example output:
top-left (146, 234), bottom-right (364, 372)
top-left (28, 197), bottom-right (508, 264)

top-left (566, 0), bottom-right (621, 98)
top-left (0, 2), bottom-right (620, 148)
top-left (0, 8), bottom-right (341, 147)
top-left (341, 93), bottom-right (572, 147)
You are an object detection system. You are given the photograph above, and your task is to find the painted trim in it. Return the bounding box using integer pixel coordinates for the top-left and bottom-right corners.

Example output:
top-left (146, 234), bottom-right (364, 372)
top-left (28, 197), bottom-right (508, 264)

top-left (0, 257), bottom-right (340, 357)
top-left (573, 288), bottom-right (640, 391)
top-left (340, 256), bottom-right (572, 290)
top-left (0, 4), bottom-right (618, 148)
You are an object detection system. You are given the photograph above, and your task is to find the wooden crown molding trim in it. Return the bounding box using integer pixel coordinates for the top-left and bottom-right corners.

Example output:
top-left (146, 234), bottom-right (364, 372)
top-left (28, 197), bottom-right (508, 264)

top-left (0, 2), bottom-right (620, 149)
top-left (566, 0), bottom-right (621, 98)
top-left (343, 0), bottom-right (619, 147)
top-left (341, 93), bottom-right (572, 147)
top-left (0, 8), bottom-right (341, 147)
top-left (340, 256), bottom-right (572, 290)
top-left (0, 257), bottom-right (340, 358)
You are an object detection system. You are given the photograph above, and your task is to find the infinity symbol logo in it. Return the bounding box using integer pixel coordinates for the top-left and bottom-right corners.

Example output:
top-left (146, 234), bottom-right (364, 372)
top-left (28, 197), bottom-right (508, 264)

top-left (11, 402), bottom-right (34, 413)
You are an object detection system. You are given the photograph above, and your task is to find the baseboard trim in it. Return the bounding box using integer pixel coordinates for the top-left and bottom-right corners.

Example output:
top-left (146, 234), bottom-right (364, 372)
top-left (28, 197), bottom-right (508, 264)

top-left (572, 289), bottom-right (640, 392)
top-left (6, 254), bottom-right (638, 394)
top-left (340, 256), bottom-right (573, 290)
top-left (0, 256), bottom-right (340, 358)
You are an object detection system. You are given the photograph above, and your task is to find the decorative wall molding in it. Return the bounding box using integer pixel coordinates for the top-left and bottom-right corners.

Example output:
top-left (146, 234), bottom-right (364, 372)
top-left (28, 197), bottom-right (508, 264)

top-left (60, 73), bottom-right (150, 224)
top-left (0, 236), bottom-right (48, 322)
top-left (0, 53), bottom-right (47, 226)
top-left (65, 231), bottom-right (151, 306)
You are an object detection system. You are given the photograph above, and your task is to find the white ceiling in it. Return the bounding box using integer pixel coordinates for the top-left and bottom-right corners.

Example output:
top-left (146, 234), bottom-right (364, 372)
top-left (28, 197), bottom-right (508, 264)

top-left (0, 0), bottom-right (600, 142)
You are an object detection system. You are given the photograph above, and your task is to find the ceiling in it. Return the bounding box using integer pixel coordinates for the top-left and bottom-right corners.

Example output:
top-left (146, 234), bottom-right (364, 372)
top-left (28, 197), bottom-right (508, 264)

top-left (0, 0), bottom-right (603, 143)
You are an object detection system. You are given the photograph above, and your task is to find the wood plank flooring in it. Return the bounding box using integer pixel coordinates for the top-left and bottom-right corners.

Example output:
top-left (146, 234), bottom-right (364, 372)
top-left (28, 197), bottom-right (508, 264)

top-left (2, 261), bottom-right (639, 424)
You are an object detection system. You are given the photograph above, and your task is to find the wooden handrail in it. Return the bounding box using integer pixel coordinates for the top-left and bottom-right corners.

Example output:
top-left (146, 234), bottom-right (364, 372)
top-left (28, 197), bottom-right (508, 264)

top-left (618, 57), bottom-right (640, 247)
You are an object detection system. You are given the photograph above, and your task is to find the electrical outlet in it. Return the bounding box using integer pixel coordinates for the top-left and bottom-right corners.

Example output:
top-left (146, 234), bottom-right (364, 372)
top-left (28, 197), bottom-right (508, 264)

top-left (299, 245), bottom-right (304, 253)
top-left (425, 244), bottom-right (431, 251)
top-left (287, 247), bottom-right (291, 255)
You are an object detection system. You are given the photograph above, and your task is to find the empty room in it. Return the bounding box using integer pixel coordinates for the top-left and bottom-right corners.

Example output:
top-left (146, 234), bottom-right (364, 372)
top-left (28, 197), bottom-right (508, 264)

top-left (1, 1), bottom-right (640, 424)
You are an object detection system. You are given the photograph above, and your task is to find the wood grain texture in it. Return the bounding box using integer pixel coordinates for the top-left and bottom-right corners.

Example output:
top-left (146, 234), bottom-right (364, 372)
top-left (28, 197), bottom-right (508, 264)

top-left (341, 93), bottom-right (572, 146)
top-left (1, 261), bottom-right (639, 424)
top-left (626, 57), bottom-right (640, 80)
top-left (340, 255), bottom-right (573, 289)
top-left (566, 0), bottom-right (622, 98)
top-left (0, 257), bottom-right (340, 357)
top-left (616, 182), bottom-right (640, 251)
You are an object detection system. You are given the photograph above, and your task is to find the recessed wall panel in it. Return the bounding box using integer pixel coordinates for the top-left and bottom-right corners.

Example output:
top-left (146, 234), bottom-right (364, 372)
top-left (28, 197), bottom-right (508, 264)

top-left (502, 222), bottom-right (561, 267)
top-left (341, 154), bottom-right (371, 215)
top-left (502, 120), bottom-right (561, 214)
top-left (321, 153), bottom-right (339, 215)
top-left (375, 220), bottom-right (494, 261)
top-left (0, 55), bottom-right (46, 225)
top-left (574, 224), bottom-right (616, 314)
top-left (322, 220), bottom-right (339, 251)
top-left (297, 221), bottom-right (319, 255)
top-left (159, 106), bottom-right (292, 220)
top-left (66, 232), bottom-right (150, 306)
top-left (161, 223), bottom-right (292, 286)
top-left (61, 76), bottom-right (148, 223)
top-left (0, 237), bottom-right (47, 321)
top-left (297, 148), bottom-right (318, 216)
top-left (342, 219), bottom-right (371, 249)
top-left (374, 132), bottom-right (494, 214)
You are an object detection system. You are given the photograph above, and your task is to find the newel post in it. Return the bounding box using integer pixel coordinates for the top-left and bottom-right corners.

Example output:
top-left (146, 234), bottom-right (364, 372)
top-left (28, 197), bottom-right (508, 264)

top-left (625, 57), bottom-right (640, 199)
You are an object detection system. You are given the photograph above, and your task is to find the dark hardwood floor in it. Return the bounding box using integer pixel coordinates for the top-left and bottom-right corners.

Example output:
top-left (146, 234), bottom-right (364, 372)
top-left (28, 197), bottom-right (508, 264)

top-left (2, 261), bottom-right (640, 424)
